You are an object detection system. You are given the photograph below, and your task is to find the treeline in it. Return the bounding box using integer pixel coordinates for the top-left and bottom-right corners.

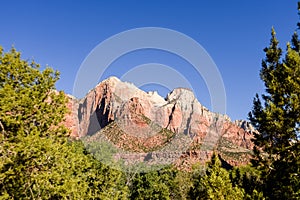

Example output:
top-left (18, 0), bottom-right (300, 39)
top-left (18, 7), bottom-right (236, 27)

top-left (1, 3), bottom-right (300, 200)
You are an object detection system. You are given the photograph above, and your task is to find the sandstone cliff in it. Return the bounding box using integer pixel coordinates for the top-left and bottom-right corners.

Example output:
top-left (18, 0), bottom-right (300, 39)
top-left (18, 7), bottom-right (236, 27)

top-left (65, 77), bottom-right (255, 170)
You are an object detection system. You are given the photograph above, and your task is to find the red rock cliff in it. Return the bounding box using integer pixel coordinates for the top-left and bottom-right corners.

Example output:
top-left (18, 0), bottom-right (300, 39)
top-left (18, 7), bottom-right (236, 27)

top-left (64, 77), bottom-right (256, 169)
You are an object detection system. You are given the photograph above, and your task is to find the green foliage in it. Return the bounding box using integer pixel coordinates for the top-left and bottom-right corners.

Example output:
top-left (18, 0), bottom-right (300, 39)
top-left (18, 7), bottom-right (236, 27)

top-left (83, 137), bottom-right (119, 166)
top-left (190, 154), bottom-right (244, 200)
top-left (5, 8), bottom-right (300, 197)
top-left (0, 47), bottom-right (68, 139)
top-left (129, 167), bottom-right (175, 200)
top-left (0, 47), bottom-right (128, 199)
top-left (249, 4), bottom-right (300, 199)
top-left (170, 170), bottom-right (193, 200)
top-left (230, 165), bottom-right (264, 200)
top-left (0, 136), bottom-right (128, 199)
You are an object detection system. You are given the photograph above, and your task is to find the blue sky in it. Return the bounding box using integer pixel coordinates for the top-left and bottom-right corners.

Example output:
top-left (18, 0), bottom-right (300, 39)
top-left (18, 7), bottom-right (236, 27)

top-left (0, 1), bottom-right (298, 120)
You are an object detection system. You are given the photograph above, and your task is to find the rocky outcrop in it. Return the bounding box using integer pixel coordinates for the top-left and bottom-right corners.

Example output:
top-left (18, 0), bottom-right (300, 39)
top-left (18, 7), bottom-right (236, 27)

top-left (64, 76), bottom-right (255, 169)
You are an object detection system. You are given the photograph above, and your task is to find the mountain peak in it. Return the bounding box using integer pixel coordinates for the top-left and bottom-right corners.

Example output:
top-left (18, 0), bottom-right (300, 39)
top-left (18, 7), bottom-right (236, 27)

top-left (98, 76), bottom-right (121, 88)
top-left (104, 76), bottom-right (120, 82)
top-left (166, 87), bottom-right (195, 102)
top-left (64, 77), bottom-right (255, 169)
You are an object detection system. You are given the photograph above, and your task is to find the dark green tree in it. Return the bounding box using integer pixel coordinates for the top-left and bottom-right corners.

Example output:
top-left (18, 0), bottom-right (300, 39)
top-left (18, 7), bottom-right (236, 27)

top-left (230, 165), bottom-right (264, 200)
top-left (249, 4), bottom-right (300, 198)
top-left (129, 168), bottom-right (174, 200)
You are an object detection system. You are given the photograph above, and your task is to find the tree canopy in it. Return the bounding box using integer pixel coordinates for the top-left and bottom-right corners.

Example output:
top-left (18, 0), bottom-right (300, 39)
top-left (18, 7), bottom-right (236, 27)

top-left (249, 8), bottom-right (300, 200)
top-left (0, 47), bottom-right (128, 199)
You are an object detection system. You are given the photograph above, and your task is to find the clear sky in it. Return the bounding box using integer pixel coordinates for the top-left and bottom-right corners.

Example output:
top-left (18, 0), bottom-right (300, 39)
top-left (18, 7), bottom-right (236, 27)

top-left (0, 0), bottom-right (298, 120)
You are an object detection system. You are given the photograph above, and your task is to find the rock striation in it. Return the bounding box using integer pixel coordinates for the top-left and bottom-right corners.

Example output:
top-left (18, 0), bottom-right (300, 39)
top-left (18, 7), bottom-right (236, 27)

top-left (64, 76), bottom-right (255, 169)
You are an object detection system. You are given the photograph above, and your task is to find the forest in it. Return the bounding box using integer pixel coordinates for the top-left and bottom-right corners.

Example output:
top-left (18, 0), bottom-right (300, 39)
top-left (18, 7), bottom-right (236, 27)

top-left (1, 3), bottom-right (300, 200)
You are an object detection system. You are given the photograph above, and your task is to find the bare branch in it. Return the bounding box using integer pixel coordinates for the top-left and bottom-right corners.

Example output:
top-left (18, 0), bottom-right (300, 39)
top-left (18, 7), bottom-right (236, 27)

top-left (0, 120), bottom-right (5, 134)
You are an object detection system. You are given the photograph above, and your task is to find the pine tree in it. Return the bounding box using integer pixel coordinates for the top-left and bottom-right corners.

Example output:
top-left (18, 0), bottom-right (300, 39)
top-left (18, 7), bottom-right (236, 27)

top-left (230, 165), bottom-right (264, 199)
top-left (249, 6), bottom-right (300, 198)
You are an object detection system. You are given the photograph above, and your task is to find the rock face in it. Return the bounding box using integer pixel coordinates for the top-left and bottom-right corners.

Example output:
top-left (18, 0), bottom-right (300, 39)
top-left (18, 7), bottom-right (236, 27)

top-left (65, 76), bottom-right (255, 169)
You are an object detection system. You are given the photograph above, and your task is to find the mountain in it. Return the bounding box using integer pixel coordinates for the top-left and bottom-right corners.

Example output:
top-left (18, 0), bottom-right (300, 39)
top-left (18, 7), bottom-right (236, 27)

top-left (64, 76), bottom-right (255, 170)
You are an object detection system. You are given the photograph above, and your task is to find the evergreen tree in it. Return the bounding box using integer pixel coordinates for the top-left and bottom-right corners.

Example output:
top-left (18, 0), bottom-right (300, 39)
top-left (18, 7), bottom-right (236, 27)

top-left (230, 165), bottom-right (264, 200)
top-left (190, 154), bottom-right (244, 200)
top-left (0, 47), bottom-right (68, 139)
top-left (249, 5), bottom-right (300, 198)
top-left (170, 169), bottom-right (193, 200)
top-left (129, 168), bottom-right (174, 200)
top-left (0, 47), bottom-right (128, 199)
